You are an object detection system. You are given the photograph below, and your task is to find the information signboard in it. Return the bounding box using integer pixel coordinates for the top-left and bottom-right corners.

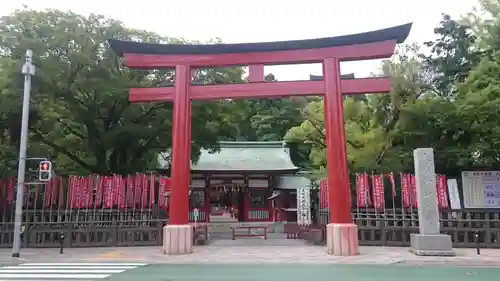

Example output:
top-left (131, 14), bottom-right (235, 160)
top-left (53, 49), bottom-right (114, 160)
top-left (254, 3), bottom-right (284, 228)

top-left (461, 171), bottom-right (500, 208)
top-left (296, 186), bottom-right (311, 226)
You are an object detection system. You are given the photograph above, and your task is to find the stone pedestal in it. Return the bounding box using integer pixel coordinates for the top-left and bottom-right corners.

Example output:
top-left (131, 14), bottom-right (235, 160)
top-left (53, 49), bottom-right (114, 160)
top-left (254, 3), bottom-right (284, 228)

top-left (411, 148), bottom-right (454, 256)
top-left (326, 223), bottom-right (358, 256)
top-left (163, 225), bottom-right (193, 255)
top-left (410, 233), bottom-right (455, 256)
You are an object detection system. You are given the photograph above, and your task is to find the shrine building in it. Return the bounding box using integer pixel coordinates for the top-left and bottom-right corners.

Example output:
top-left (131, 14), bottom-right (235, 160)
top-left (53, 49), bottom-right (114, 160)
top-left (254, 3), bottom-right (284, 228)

top-left (158, 141), bottom-right (312, 224)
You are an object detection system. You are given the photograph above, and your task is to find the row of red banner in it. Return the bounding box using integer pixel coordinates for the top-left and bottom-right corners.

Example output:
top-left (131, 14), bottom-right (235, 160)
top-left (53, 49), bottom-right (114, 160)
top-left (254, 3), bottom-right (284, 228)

top-left (0, 174), bottom-right (172, 210)
top-left (1, 172), bottom-right (450, 210)
top-left (319, 173), bottom-right (449, 211)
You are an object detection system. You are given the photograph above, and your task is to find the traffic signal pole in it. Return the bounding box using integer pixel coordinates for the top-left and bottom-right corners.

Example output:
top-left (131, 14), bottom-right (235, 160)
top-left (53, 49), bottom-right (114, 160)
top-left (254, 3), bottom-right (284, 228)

top-left (12, 50), bottom-right (35, 258)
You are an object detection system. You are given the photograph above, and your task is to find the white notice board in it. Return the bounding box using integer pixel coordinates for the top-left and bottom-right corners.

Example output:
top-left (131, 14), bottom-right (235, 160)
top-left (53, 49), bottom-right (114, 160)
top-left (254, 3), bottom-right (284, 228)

top-left (447, 179), bottom-right (461, 210)
top-left (462, 171), bottom-right (500, 208)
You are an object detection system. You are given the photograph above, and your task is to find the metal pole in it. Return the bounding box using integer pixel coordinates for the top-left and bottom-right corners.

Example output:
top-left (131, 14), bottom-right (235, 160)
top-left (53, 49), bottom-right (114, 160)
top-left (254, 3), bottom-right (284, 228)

top-left (475, 231), bottom-right (480, 255)
top-left (12, 49), bottom-right (35, 258)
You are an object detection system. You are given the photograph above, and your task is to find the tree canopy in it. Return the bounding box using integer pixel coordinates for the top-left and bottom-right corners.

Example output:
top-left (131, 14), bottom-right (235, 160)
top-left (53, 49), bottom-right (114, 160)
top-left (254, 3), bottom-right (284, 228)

top-left (0, 6), bottom-right (499, 178)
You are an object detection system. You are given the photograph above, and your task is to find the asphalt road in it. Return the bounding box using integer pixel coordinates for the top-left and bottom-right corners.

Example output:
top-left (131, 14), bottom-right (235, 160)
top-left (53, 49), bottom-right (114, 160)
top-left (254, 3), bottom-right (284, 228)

top-left (108, 263), bottom-right (500, 281)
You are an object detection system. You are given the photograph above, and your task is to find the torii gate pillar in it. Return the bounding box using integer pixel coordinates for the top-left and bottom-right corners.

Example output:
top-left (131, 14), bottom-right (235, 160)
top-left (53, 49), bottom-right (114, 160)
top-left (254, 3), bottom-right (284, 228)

top-left (323, 58), bottom-right (358, 255)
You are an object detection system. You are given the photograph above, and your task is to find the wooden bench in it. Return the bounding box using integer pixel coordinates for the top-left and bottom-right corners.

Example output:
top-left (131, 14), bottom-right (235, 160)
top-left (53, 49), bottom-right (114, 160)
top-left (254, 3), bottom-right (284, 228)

top-left (231, 226), bottom-right (268, 240)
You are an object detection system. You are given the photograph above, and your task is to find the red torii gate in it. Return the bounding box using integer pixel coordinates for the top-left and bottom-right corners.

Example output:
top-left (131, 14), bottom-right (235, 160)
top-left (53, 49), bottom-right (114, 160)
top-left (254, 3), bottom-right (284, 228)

top-left (109, 22), bottom-right (412, 256)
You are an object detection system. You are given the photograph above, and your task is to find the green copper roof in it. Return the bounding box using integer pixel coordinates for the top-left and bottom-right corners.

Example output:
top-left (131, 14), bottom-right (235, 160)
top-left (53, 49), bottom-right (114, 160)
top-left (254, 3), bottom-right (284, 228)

top-left (192, 141), bottom-right (298, 171)
top-left (157, 141), bottom-right (299, 172)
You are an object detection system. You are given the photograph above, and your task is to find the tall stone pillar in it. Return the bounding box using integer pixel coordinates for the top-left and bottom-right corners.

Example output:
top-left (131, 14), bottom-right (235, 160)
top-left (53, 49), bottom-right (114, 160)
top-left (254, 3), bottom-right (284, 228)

top-left (410, 148), bottom-right (454, 256)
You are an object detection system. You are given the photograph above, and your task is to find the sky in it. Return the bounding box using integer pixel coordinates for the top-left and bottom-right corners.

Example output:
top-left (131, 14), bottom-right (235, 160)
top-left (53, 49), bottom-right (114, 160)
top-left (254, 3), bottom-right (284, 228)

top-left (2, 0), bottom-right (479, 80)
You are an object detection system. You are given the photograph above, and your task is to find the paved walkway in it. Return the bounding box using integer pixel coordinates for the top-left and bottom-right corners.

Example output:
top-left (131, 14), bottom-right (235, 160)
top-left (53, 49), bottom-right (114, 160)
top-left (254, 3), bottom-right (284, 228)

top-left (1, 246), bottom-right (500, 266)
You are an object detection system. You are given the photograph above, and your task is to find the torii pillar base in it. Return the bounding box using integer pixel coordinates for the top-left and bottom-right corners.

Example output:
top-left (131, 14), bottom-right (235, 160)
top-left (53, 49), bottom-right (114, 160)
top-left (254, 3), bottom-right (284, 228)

top-left (163, 225), bottom-right (193, 255)
top-left (326, 223), bottom-right (359, 256)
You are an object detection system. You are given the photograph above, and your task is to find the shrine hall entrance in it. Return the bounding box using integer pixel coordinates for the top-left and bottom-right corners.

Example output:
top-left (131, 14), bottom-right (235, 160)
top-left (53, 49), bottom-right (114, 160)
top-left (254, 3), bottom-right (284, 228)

top-left (209, 185), bottom-right (245, 222)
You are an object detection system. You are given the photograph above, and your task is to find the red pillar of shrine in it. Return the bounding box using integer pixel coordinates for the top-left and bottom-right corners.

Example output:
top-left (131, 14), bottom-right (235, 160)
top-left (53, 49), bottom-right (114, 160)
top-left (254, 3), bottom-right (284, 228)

top-left (169, 64), bottom-right (191, 225)
top-left (161, 64), bottom-right (194, 255)
top-left (323, 58), bottom-right (358, 255)
top-left (323, 58), bottom-right (351, 223)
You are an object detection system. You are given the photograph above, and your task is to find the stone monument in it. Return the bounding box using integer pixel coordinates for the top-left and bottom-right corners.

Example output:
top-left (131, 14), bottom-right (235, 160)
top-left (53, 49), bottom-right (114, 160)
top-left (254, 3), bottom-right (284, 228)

top-left (410, 148), bottom-right (455, 256)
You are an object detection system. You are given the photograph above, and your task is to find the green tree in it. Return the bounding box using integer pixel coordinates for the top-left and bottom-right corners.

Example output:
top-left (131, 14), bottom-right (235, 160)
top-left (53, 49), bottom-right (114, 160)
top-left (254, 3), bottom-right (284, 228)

top-left (285, 46), bottom-right (428, 174)
top-left (0, 8), bottom-right (237, 175)
top-left (220, 73), bottom-right (305, 142)
top-left (421, 14), bottom-right (481, 98)
top-left (455, 50), bottom-right (500, 169)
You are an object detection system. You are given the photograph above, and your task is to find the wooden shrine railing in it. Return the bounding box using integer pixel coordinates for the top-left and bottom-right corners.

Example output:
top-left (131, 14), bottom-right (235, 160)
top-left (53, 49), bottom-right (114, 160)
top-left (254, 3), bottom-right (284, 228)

top-left (0, 219), bottom-right (166, 248)
top-left (284, 208), bottom-right (500, 248)
top-left (3, 208), bottom-right (499, 249)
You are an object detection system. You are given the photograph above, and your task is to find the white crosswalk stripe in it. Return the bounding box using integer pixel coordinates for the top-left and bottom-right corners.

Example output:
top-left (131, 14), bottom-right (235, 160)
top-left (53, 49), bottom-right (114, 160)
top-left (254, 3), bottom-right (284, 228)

top-left (0, 262), bottom-right (146, 280)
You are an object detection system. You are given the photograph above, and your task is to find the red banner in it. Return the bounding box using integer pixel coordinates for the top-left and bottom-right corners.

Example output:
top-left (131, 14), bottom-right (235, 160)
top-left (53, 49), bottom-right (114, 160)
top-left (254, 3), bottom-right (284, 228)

top-left (356, 173), bottom-right (370, 207)
top-left (59, 176), bottom-right (66, 208)
top-left (70, 176), bottom-right (77, 208)
top-left (141, 174), bottom-right (149, 208)
top-left (149, 174), bottom-right (156, 208)
top-left (387, 173), bottom-right (396, 197)
top-left (115, 175), bottom-right (126, 210)
top-left (88, 176), bottom-right (96, 208)
top-left (49, 176), bottom-right (60, 207)
top-left (94, 176), bottom-right (104, 208)
top-left (410, 175), bottom-right (418, 208)
top-left (436, 174), bottom-right (449, 209)
top-left (76, 176), bottom-right (86, 209)
top-left (126, 175), bottom-right (134, 207)
top-left (78, 176), bottom-right (85, 208)
top-left (371, 174), bottom-right (385, 211)
top-left (103, 176), bottom-right (116, 208)
top-left (77, 176), bottom-right (82, 208)
top-left (401, 173), bottom-right (411, 208)
top-left (43, 178), bottom-right (53, 207)
top-left (158, 177), bottom-right (171, 210)
top-left (319, 178), bottom-right (328, 209)
top-left (78, 177), bottom-right (87, 209)
top-left (363, 173), bottom-right (372, 206)
top-left (133, 175), bottom-right (142, 207)
top-left (68, 176), bottom-right (78, 208)
top-left (7, 177), bottom-right (15, 205)
top-left (88, 176), bottom-right (95, 208)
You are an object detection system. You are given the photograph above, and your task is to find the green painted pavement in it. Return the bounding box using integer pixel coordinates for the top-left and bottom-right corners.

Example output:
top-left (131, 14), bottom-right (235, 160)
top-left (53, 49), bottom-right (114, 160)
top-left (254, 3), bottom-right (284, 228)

top-left (108, 264), bottom-right (500, 281)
